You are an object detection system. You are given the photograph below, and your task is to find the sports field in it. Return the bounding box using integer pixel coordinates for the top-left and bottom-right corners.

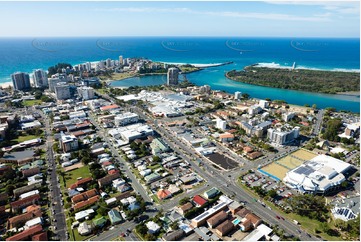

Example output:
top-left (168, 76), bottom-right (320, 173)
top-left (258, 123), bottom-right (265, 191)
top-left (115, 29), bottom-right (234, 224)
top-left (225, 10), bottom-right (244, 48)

top-left (291, 149), bottom-right (317, 161)
top-left (259, 149), bottom-right (317, 180)
top-left (261, 163), bottom-right (290, 180)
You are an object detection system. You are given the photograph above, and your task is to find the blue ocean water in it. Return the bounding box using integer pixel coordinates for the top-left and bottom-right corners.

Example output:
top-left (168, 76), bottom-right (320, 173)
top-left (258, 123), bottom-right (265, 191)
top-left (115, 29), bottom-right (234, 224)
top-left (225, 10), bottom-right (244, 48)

top-left (0, 37), bottom-right (359, 112)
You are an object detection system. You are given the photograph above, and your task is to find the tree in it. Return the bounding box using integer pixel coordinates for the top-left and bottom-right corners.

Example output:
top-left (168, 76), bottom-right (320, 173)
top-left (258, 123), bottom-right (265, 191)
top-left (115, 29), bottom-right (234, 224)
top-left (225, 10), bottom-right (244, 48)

top-left (179, 197), bottom-right (190, 205)
top-left (241, 93), bottom-right (250, 100)
top-left (152, 155), bottom-right (161, 163)
top-left (267, 189), bottom-right (277, 198)
top-left (170, 221), bottom-right (179, 230)
top-left (312, 104), bottom-right (317, 109)
top-left (136, 223), bottom-right (148, 235)
top-left (6, 185), bottom-right (15, 196)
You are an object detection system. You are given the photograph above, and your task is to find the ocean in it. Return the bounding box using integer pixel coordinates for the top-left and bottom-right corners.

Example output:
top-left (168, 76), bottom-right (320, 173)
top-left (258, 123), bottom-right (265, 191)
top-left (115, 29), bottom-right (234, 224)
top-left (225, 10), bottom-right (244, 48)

top-left (0, 37), bottom-right (359, 112)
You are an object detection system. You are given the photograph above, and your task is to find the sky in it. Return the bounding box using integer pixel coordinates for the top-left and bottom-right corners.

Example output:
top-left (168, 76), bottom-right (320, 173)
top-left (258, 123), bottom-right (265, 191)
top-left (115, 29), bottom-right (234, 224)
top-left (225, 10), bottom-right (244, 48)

top-left (0, 0), bottom-right (359, 38)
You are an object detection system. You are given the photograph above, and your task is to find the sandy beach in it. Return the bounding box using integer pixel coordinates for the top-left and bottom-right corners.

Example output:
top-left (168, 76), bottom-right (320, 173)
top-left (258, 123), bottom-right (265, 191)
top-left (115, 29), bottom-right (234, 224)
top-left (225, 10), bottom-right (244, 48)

top-left (0, 82), bottom-right (13, 89)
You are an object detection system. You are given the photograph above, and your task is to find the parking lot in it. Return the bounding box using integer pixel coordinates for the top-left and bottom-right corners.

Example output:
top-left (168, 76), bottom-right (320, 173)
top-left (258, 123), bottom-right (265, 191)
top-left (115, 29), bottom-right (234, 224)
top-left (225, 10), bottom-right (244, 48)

top-left (242, 172), bottom-right (296, 199)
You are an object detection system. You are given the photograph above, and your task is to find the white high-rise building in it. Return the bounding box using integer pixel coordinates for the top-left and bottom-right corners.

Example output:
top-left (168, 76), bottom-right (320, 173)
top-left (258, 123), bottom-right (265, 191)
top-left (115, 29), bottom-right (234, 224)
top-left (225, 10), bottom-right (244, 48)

top-left (55, 83), bottom-right (71, 100)
top-left (33, 69), bottom-right (48, 88)
top-left (85, 62), bottom-right (92, 71)
top-left (167, 68), bottom-right (179, 86)
top-left (216, 118), bottom-right (227, 131)
top-left (235, 91), bottom-right (242, 100)
top-left (119, 56), bottom-right (123, 66)
top-left (267, 126), bottom-right (300, 145)
top-left (78, 86), bottom-right (95, 100)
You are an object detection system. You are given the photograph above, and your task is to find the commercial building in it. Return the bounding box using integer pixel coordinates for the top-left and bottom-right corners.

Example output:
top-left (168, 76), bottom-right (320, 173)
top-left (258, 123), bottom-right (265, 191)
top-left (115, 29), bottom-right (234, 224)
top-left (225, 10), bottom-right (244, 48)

top-left (114, 112), bottom-right (139, 126)
top-left (267, 126), bottom-right (300, 145)
top-left (60, 134), bottom-right (79, 152)
top-left (167, 67), bottom-right (179, 85)
top-left (55, 83), bottom-right (71, 100)
top-left (11, 72), bottom-right (31, 91)
top-left (32, 69), bottom-right (48, 88)
top-left (283, 154), bottom-right (352, 194)
top-left (78, 86), bottom-right (95, 100)
top-left (191, 201), bottom-right (228, 227)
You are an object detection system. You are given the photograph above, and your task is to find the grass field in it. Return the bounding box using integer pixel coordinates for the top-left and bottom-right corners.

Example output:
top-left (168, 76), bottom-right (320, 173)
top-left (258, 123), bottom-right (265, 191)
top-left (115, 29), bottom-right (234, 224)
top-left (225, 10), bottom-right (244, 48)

top-left (23, 99), bottom-right (43, 106)
top-left (292, 149), bottom-right (317, 161)
top-left (13, 134), bottom-right (40, 143)
top-left (64, 165), bottom-right (91, 187)
top-left (261, 163), bottom-right (290, 180)
top-left (276, 156), bottom-right (304, 170)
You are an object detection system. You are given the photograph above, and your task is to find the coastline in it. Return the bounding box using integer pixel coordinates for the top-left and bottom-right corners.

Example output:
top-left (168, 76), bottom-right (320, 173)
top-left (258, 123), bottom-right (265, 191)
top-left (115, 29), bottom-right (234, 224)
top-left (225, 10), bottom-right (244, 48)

top-left (0, 81), bottom-right (12, 89)
top-left (157, 61), bottom-right (233, 68)
top-left (254, 62), bottom-right (360, 73)
top-left (225, 65), bottom-right (360, 96)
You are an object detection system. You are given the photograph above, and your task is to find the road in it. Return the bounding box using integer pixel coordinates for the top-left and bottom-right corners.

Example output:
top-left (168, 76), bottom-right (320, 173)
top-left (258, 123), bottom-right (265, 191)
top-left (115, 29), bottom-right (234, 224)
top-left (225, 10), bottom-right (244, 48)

top-left (42, 112), bottom-right (67, 241)
top-left (153, 123), bottom-right (320, 241)
top-left (88, 112), bottom-right (152, 204)
top-left (312, 109), bottom-right (324, 137)
top-left (97, 91), bottom-right (321, 241)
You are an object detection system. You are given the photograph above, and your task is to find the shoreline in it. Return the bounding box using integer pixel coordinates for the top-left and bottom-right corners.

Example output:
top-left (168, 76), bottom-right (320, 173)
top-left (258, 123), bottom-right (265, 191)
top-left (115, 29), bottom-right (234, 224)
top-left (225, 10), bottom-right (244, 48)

top-left (225, 65), bottom-right (360, 96)
top-left (254, 62), bottom-right (360, 73)
top-left (157, 61), bottom-right (233, 68)
top-left (0, 81), bottom-right (12, 89)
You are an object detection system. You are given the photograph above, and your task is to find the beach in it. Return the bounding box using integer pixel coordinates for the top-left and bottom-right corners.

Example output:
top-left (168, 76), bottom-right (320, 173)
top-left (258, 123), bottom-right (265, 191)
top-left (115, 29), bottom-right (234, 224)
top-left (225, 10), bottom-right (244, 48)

top-left (0, 82), bottom-right (12, 89)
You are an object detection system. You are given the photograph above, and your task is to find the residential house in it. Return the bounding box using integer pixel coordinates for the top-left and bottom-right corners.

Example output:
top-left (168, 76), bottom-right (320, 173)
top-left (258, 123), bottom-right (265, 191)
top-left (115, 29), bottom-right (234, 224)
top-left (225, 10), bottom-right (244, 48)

top-left (108, 209), bottom-right (123, 225)
top-left (215, 220), bottom-right (234, 237)
top-left (69, 177), bottom-right (93, 189)
top-left (157, 189), bottom-right (172, 200)
top-left (178, 202), bottom-right (193, 215)
top-left (162, 229), bottom-right (185, 241)
top-left (192, 195), bottom-right (208, 207)
top-left (98, 173), bottom-right (121, 188)
top-left (204, 187), bottom-right (220, 199)
top-left (10, 194), bottom-right (40, 212)
top-left (6, 224), bottom-right (43, 241)
top-left (207, 210), bottom-right (228, 228)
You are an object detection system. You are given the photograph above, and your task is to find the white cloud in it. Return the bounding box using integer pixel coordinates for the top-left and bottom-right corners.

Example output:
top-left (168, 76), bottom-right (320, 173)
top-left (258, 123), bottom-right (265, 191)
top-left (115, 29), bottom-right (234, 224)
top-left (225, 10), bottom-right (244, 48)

top-left (94, 7), bottom-right (331, 22)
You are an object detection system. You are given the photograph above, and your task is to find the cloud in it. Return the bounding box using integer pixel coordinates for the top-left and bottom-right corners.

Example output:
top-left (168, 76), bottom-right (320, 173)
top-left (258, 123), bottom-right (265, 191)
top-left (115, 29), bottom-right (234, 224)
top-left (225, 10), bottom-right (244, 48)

top-left (265, 1), bottom-right (359, 15)
top-left (94, 7), bottom-right (331, 22)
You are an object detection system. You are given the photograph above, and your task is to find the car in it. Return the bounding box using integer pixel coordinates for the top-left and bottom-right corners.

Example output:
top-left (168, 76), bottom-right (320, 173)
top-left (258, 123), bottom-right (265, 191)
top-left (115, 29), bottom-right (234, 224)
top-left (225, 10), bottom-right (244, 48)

top-left (276, 216), bottom-right (280, 219)
top-left (280, 216), bottom-right (285, 220)
top-left (120, 233), bottom-right (125, 237)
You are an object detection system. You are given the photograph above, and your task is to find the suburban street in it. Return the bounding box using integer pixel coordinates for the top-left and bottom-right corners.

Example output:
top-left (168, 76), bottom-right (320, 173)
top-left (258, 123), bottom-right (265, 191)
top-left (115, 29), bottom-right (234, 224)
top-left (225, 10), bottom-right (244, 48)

top-left (42, 112), bottom-right (67, 241)
top-left (88, 113), bottom-right (152, 203)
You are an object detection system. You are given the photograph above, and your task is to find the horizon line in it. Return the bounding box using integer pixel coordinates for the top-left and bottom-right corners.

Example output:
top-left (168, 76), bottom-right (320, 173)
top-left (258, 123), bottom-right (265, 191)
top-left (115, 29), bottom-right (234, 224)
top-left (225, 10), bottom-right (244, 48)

top-left (0, 36), bottom-right (360, 39)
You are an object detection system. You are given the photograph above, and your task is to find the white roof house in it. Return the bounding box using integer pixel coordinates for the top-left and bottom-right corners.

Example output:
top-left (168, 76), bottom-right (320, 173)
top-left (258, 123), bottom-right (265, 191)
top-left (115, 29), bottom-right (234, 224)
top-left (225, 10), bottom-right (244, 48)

top-left (146, 221), bottom-right (161, 234)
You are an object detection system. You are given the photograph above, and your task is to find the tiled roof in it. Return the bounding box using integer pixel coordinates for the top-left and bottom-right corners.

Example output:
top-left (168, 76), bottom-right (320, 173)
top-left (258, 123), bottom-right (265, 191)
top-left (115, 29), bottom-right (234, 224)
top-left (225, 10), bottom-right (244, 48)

top-left (6, 224), bottom-right (42, 241)
top-left (193, 195), bottom-right (207, 206)
top-left (10, 194), bottom-right (40, 210)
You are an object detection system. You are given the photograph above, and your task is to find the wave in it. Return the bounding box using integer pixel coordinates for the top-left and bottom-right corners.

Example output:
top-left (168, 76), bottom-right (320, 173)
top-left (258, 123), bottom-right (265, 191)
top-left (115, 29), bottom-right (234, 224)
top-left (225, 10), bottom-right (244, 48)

top-left (254, 62), bottom-right (360, 73)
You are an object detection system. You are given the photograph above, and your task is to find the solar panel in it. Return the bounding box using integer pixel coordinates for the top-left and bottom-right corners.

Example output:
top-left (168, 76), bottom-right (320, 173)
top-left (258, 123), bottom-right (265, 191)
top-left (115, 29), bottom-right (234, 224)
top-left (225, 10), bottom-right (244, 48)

top-left (195, 211), bottom-right (210, 221)
top-left (294, 166), bottom-right (314, 175)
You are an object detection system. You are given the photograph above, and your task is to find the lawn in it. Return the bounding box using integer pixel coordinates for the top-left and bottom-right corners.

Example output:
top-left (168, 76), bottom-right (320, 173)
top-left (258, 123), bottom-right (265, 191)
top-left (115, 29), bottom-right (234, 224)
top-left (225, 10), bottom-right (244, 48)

top-left (13, 134), bottom-right (40, 143)
top-left (64, 166), bottom-right (91, 187)
top-left (23, 99), bottom-right (43, 106)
